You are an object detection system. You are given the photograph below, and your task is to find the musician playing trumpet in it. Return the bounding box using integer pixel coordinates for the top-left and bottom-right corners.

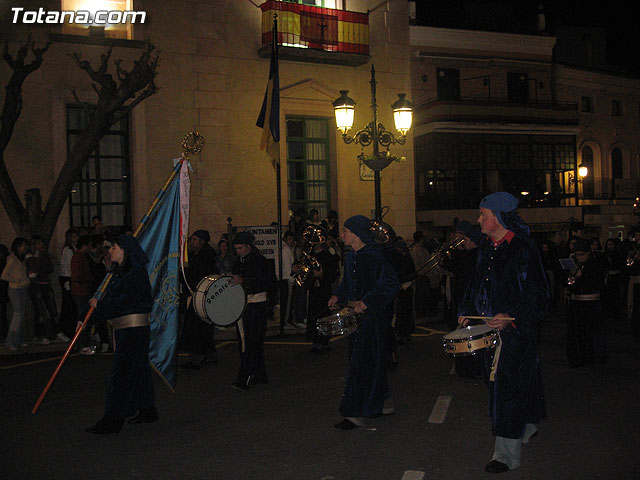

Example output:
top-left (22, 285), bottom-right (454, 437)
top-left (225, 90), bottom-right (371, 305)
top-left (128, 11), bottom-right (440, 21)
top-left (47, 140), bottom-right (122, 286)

top-left (328, 215), bottom-right (399, 430)
top-left (457, 192), bottom-right (548, 474)
top-left (564, 238), bottom-right (606, 368)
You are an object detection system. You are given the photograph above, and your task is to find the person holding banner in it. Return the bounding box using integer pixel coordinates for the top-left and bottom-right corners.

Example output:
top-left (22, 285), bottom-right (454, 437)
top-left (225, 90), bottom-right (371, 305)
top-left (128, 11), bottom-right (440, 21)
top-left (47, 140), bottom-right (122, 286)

top-left (81, 235), bottom-right (157, 434)
top-left (231, 231), bottom-right (274, 391)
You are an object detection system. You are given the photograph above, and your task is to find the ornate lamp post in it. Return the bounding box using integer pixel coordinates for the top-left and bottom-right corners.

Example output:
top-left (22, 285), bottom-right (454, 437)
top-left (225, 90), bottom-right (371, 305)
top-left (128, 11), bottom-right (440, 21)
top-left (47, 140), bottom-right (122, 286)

top-left (333, 65), bottom-right (413, 220)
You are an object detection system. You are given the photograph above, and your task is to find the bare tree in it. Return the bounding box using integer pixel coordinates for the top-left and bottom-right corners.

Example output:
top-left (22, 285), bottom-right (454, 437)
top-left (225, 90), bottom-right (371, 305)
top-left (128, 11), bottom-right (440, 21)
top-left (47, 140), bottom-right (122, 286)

top-left (0, 38), bottom-right (158, 245)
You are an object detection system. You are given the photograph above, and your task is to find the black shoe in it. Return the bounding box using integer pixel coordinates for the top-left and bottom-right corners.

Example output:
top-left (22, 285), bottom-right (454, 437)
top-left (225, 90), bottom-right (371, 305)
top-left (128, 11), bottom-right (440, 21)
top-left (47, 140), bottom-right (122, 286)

top-left (179, 362), bottom-right (201, 370)
top-left (247, 375), bottom-right (269, 386)
top-left (484, 460), bottom-right (509, 473)
top-left (85, 417), bottom-right (124, 434)
top-left (127, 407), bottom-right (159, 424)
top-left (232, 381), bottom-right (249, 392)
top-left (334, 418), bottom-right (360, 430)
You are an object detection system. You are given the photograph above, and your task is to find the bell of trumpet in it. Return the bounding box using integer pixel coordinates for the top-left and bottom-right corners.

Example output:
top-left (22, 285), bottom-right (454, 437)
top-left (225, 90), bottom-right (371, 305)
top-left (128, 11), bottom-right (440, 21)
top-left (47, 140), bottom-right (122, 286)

top-left (293, 224), bottom-right (327, 287)
top-left (301, 224), bottom-right (327, 245)
top-left (369, 219), bottom-right (396, 245)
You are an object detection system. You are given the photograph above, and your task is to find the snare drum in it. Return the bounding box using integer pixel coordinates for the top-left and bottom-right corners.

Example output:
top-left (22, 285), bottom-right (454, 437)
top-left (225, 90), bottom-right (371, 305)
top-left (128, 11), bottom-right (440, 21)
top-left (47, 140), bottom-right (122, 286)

top-left (316, 308), bottom-right (361, 337)
top-left (442, 324), bottom-right (499, 357)
top-left (193, 275), bottom-right (246, 326)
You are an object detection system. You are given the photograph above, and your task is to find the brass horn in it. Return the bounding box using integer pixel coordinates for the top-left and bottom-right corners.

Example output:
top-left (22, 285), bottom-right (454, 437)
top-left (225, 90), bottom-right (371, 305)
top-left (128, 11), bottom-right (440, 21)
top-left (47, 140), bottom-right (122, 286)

top-left (413, 236), bottom-right (464, 277)
top-left (369, 219), bottom-right (396, 245)
top-left (293, 225), bottom-right (327, 287)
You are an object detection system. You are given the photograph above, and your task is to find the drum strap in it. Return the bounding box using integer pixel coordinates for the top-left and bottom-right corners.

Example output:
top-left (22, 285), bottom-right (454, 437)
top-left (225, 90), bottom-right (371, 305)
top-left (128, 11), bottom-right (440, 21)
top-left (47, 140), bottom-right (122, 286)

top-left (627, 275), bottom-right (640, 318)
top-left (489, 334), bottom-right (502, 382)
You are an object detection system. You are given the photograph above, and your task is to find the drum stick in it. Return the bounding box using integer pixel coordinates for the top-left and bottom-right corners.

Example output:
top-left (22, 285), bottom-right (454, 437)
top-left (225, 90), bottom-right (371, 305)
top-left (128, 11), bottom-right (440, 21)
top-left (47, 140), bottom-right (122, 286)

top-left (463, 315), bottom-right (515, 321)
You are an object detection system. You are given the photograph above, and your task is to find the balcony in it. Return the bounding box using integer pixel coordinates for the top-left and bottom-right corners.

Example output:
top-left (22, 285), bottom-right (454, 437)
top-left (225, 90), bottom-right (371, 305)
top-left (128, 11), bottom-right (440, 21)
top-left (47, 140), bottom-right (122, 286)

top-left (415, 97), bottom-right (579, 135)
top-left (258, 1), bottom-right (370, 67)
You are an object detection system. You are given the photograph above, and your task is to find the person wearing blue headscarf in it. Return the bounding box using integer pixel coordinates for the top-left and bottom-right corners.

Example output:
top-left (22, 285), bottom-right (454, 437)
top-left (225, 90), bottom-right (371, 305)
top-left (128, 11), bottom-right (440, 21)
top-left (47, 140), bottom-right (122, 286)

top-left (458, 192), bottom-right (548, 473)
top-left (328, 215), bottom-right (399, 430)
top-left (81, 235), bottom-right (156, 434)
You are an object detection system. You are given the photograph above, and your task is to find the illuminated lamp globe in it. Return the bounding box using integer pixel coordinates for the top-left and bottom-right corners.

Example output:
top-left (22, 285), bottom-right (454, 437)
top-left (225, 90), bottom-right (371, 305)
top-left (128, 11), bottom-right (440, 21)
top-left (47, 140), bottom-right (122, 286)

top-left (333, 90), bottom-right (355, 134)
top-left (578, 163), bottom-right (588, 178)
top-left (392, 93), bottom-right (413, 136)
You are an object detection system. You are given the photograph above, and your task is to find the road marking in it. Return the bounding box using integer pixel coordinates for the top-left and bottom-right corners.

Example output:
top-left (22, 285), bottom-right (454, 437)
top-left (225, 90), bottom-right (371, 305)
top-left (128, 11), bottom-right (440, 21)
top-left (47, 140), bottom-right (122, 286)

top-left (428, 395), bottom-right (451, 424)
top-left (450, 362), bottom-right (456, 375)
top-left (401, 470), bottom-right (425, 480)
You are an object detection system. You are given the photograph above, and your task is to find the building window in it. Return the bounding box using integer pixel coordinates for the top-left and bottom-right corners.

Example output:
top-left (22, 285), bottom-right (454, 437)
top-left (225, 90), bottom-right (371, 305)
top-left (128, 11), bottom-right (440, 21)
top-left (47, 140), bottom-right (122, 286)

top-left (286, 117), bottom-right (331, 219)
top-left (436, 68), bottom-right (460, 101)
top-left (611, 99), bottom-right (623, 116)
top-left (67, 106), bottom-right (131, 230)
top-left (581, 96), bottom-right (594, 113)
top-left (582, 145), bottom-right (594, 198)
top-left (61, 0), bottom-right (137, 39)
top-left (507, 72), bottom-right (529, 104)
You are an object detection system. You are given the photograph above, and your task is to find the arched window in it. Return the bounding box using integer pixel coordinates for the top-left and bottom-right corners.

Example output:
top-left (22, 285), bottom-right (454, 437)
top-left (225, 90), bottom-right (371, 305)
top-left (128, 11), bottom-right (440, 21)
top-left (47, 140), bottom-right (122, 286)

top-left (611, 147), bottom-right (623, 198)
top-left (582, 145), bottom-right (594, 198)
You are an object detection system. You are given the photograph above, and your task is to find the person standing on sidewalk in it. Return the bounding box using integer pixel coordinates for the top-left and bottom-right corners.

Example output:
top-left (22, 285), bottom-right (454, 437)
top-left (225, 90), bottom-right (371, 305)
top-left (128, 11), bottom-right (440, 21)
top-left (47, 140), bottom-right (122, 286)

top-left (2, 238), bottom-right (30, 351)
top-left (458, 192), bottom-right (548, 474)
top-left (26, 235), bottom-right (69, 344)
top-left (328, 215), bottom-right (399, 430)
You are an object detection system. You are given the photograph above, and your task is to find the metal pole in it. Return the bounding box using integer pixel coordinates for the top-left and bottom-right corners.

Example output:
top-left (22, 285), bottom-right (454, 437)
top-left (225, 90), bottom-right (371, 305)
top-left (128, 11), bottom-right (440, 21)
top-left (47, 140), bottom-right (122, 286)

top-left (370, 65), bottom-right (382, 220)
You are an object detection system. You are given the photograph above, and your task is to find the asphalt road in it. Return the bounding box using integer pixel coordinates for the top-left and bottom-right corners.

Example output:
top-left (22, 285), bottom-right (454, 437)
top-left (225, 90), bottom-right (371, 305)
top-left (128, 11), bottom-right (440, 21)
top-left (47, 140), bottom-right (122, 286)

top-left (2, 310), bottom-right (640, 480)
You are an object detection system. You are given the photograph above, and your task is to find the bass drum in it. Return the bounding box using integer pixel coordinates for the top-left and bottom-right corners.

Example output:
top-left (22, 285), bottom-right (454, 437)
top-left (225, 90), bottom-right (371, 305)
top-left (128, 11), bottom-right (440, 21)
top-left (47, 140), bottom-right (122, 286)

top-left (193, 275), bottom-right (246, 326)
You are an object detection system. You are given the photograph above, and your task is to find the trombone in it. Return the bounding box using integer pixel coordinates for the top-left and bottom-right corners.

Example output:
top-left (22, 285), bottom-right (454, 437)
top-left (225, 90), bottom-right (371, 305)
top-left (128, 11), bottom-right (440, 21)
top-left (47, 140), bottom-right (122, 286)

top-left (412, 236), bottom-right (465, 280)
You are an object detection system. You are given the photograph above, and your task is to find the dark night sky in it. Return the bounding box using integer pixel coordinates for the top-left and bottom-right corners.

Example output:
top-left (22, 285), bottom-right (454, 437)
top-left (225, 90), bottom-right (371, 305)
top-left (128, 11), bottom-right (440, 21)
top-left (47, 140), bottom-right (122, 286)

top-left (415, 0), bottom-right (640, 75)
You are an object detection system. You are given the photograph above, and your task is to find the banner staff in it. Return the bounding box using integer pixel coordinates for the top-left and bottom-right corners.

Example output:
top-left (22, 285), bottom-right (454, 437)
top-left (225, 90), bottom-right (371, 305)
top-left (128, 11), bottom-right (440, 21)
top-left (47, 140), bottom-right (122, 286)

top-left (32, 132), bottom-right (202, 414)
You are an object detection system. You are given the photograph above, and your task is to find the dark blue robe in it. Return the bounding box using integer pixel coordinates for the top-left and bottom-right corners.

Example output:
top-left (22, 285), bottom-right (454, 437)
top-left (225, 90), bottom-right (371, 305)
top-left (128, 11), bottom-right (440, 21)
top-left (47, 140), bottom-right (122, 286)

top-left (92, 264), bottom-right (155, 420)
top-left (334, 244), bottom-right (399, 418)
top-left (459, 233), bottom-right (548, 439)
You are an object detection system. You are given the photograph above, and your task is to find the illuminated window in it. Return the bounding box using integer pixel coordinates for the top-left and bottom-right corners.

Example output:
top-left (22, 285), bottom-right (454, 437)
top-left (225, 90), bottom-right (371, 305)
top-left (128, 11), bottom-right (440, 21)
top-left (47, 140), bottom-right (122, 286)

top-left (61, 1), bottom-right (135, 39)
top-left (286, 118), bottom-right (331, 219)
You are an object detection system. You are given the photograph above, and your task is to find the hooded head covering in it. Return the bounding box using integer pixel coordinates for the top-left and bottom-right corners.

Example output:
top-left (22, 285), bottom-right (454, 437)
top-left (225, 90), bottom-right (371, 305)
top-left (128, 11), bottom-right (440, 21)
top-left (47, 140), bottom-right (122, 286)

top-left (233, 231), bottom-right (255, 246)
top-left (344, 215), bottom-right (374, 244)
top-left (479, 191), bottom-right (530, 237)
top-left (192, 229), bottom-right (210, 243)
top-left (479, 192), bottom-right (519, 229)
top-left (114, 235), bottom-right (149, 268)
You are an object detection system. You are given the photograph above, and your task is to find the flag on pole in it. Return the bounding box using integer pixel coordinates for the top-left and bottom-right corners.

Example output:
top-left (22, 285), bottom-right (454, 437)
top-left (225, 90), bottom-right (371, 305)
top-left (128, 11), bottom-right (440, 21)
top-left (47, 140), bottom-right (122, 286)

top-left (137, 160), bottom-right (190, 389)
top-left (257, 17), bottom-right (280, 168)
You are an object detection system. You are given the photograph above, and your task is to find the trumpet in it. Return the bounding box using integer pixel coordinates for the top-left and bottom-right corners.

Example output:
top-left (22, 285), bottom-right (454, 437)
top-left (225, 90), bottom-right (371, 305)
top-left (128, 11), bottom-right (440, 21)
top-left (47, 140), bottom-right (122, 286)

top-left (293, 224), bottom-right (326, 287)
top-left (627, 245), bottom-right (638, 267)
top-left (567, 263), bottom-right (584, 285)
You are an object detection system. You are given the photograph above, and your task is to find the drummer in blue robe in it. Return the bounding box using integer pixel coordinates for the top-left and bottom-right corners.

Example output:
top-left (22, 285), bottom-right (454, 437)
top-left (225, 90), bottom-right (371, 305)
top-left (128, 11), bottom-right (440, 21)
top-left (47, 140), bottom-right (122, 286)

top-left (458, 192), bottom-right (549, 473)
top-left (328, 215), bottom-right (399, 430)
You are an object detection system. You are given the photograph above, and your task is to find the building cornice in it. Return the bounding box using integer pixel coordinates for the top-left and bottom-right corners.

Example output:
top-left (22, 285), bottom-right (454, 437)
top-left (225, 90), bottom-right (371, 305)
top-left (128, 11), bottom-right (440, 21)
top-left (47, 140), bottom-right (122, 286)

top-left (410, 25), bottom-right (556, 60)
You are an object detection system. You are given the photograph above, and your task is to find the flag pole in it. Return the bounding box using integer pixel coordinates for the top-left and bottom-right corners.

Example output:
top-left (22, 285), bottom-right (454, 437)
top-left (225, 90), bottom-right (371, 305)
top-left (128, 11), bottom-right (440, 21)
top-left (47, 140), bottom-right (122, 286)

top-left (272, 16), bottom-right (285, 335)
top-left (31, 133), bottom-right (199, 414)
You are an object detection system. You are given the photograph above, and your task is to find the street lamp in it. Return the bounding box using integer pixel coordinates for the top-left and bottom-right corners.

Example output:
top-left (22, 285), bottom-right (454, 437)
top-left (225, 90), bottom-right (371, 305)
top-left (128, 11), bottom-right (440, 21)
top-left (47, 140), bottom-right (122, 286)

top-left (333, 65), bottom-right (413, 220)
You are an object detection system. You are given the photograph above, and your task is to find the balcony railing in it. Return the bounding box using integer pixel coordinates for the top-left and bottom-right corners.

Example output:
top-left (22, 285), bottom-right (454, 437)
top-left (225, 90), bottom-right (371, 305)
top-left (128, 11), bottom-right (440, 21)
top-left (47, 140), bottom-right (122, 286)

top-left (258, 1), bottom-right (370, 66)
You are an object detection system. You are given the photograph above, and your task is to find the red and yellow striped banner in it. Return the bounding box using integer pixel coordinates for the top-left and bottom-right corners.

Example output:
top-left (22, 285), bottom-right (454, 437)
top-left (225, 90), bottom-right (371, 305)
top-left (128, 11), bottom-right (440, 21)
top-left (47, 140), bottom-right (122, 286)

top-left (260, 1), bottom-right (369, 55)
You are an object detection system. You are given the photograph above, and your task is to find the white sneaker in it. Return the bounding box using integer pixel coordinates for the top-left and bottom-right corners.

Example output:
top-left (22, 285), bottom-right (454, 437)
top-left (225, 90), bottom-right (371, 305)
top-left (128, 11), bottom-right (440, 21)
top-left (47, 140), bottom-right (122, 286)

top-left (39, 337), bottom-right (51, 345)
top-left (56, 332), bottom-right (70, 342)
top-left (293, 322), bottom-right (306, 329)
